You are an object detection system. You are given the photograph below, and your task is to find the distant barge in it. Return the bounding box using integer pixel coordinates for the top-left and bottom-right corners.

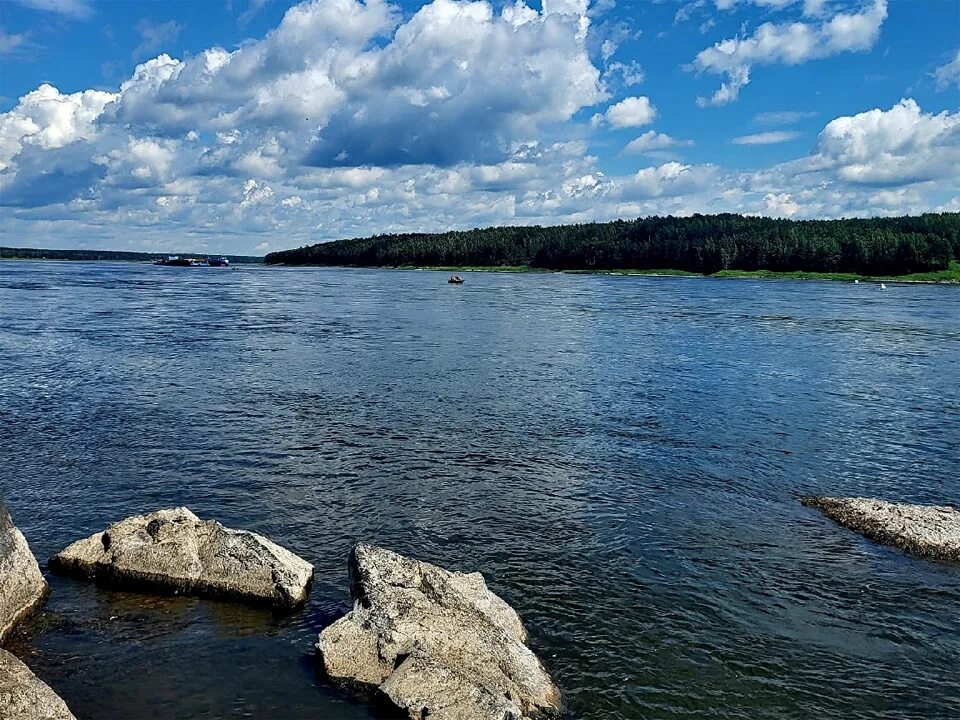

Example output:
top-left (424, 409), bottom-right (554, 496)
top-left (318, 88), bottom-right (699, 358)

top-left (154, 256), bottom-right (230, 267)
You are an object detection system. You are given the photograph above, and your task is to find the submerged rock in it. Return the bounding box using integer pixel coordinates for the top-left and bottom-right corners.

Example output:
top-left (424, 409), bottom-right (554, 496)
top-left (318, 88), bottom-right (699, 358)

top-left (48, 507), bottom-right (313, 609)
top-left (801, 496), bottom-right (960, 562)
top-left (316, 544), bottom-right (561, 720)
top-left (0, 505), bottom-right (49, 643)
top-left (0, 649), bottom-right (75, 720)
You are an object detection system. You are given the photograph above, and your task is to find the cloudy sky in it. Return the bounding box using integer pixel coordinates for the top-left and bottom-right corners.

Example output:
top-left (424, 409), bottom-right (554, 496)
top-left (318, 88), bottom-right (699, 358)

top-left (1, 0), bottom-right (958, 255)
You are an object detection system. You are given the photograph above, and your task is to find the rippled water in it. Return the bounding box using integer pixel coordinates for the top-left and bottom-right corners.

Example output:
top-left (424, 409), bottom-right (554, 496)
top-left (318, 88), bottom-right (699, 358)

top-left (1, 261), bottom-right (958, 719)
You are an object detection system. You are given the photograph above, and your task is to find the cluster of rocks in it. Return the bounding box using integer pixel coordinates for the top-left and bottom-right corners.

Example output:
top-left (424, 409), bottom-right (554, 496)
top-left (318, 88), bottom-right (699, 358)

top-left (1, 504), bottom-right (75, 720)
top-left (2, 506), bottom-right (561, 719)
top-left (5, 494), bottom-right (957, 719)
top-left (1, 506), bottom-right (317, 720)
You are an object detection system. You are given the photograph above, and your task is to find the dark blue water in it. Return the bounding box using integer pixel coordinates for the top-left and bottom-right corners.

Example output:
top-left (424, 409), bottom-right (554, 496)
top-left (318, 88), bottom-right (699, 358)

top-left (1, 261), bottom-right (958, 719)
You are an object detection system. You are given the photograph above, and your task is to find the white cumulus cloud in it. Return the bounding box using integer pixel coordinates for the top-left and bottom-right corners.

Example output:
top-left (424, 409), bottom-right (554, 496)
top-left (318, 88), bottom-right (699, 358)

top-left (603, 60), bottom-right (645, 87)
top-left (88, 0), bottom-right (603, 170)
top-left (239, 178), bottom-right (275, 208)
top-left (746, 99), bottom-right (960, 218)
top-left (593, 96), bottom-right (657, 128)
top-left (627, 162), bottom-right (717, 199)
top-left (760, 191), bottom-right (801, 216)
top-left (0, 1), bottom-right (955, 253)
top-left (0, 84), bottom-right (117, 170)
top-left (0, 0), bottom-right (605, 215)
top-left (624, 131), bottom-right (694, 153)
top-left (693, 0), bottom-right (888, 106)
top-left (810, 98), bottom-right (960, 185)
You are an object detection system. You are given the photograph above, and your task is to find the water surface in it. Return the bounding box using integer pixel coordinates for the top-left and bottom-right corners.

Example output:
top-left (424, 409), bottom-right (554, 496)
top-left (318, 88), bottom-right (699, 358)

top-left (1, 261), bottom-right (958, 719)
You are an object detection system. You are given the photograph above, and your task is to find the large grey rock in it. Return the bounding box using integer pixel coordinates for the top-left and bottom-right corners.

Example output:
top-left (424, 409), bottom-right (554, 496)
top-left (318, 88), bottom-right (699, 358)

top-left (0, 505), bottom-right (48, 643)
top-left (317, 544), bottom-right (561, 720)
top-left (801, 496), bottom-right (960, 562)
top-left (0, 649), bottom-right (75, 720)
top-left (48, 507), bottom-right (313, 609)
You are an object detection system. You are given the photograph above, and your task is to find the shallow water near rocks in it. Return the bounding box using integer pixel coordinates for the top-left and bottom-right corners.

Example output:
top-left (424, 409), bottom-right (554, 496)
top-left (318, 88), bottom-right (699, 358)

top-left (1, 261), bottom-right (958, 719)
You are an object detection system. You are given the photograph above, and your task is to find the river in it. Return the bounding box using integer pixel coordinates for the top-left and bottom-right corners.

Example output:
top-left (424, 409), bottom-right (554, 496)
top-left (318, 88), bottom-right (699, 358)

top-left (1, 261), bottom-right (958, 719)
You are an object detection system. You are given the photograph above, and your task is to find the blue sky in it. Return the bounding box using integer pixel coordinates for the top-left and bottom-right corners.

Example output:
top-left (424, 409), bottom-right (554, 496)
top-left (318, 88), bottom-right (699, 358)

top-left (1, 0), bottom-right (958, 254)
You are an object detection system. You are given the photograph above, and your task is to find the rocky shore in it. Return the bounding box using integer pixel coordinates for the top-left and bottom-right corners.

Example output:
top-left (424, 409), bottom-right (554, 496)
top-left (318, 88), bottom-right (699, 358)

top-left (8, 494), bottom-right (960, 718)
top-left (801, 496), bottom-right (960, 562)
top-left (48, 507), bottom-right (314, 609)
top-left (0, 506), bottom-right (48, 644)
top-left (7, 508), bottom-right (562, 717)
top-left (317, 544), bottom-right (562, 720)
top-left (0, 505), bottom-right (75, 719)
top-left (0, 649), bottom-right (76, 720)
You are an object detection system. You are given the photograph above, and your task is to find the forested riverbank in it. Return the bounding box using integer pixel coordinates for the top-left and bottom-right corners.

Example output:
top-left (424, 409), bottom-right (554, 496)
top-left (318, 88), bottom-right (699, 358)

top-left (264, 213), bottom-right (960, 278)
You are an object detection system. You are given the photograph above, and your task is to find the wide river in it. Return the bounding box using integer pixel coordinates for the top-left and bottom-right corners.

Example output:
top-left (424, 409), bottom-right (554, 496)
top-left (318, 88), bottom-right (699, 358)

top-left (1, 261), bottom-right (958, 719)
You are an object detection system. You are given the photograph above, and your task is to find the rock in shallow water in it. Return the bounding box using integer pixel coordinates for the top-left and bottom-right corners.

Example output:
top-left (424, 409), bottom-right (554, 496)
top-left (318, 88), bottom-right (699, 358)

top-left (0, 649), bottom-right (75, 720)
top-left (316, 543), bottom-right (562, 720)
top-left (801, 496), bottom-right (960, 562)
top-left (48, 507), bottom-right (313, 609)
top-left (0, 505), bottom-right (48, 643)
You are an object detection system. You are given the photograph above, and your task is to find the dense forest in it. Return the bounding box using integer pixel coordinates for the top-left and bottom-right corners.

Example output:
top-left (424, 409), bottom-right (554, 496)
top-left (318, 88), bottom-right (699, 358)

top-left (264, 213), bottom-right (960, 276)
top-left (1, 247), bottom-right (263, 263)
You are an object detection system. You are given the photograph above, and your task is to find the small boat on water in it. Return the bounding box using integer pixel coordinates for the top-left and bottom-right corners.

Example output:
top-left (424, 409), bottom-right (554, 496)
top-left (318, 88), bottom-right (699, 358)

top-left (447, 275), bottom-right (465, 284)
top-left (154, 255), bottom-right (230, 267)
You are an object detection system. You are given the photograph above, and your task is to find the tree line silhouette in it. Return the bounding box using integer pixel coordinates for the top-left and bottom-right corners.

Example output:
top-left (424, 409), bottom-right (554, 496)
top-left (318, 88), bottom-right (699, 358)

top-left (264, 213), bottom-right (960, 276)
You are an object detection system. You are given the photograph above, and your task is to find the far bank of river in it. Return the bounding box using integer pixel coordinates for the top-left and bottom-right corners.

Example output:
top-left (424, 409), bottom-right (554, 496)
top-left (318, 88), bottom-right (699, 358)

top-left (5, 254), bottom-right (959, 284)
top-left (386, 261), bottom-right (960, 284)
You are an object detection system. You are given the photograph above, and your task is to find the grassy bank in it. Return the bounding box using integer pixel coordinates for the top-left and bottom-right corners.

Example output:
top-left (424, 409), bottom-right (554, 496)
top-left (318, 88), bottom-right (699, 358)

top-left (711, 261), bottom-right (960, 283)
top-left (395, 261), bottom-right (960, 283)
top-left (405, 264), bottom-right (537, 272)
top-left (562, 268), bottom-right (701, 277)
top-left (407, 265), bottom-right (697, 276)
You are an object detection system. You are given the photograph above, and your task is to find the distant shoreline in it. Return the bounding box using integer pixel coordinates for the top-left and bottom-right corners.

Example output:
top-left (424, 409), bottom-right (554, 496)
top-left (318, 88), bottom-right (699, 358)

top-left (296, 263), bottom-right (960, 284)
top-left (5, 254), bottom-right (958, 284)
top-left (263, 213), bottom-right (960, 282)
top-left (0, 247), bottom-right (264, 264)
top-left (2, 257), bottom-right (165, 264)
